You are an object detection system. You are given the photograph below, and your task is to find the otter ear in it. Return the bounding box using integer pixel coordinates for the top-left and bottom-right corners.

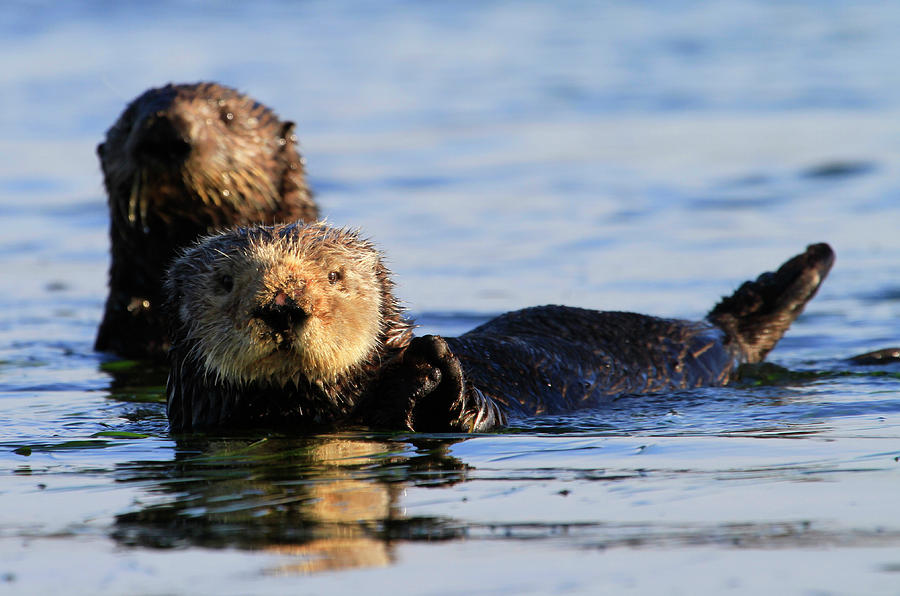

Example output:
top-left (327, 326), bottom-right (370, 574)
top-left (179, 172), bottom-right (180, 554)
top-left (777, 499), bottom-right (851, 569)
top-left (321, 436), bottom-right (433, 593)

top-left (279, 121), bottom-right (296, 145)
top-left (96, 142), bottom-right (106, 158)
top-left (356, 249), bottom-right (381, 274)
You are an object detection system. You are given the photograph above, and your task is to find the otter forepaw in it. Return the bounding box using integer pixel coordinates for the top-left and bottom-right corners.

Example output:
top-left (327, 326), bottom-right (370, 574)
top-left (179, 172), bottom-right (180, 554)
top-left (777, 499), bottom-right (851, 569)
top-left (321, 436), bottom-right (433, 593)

top-left (404, 335), bottom-right (467, 432)
top-left (361, 335), bottom-right (454, 430)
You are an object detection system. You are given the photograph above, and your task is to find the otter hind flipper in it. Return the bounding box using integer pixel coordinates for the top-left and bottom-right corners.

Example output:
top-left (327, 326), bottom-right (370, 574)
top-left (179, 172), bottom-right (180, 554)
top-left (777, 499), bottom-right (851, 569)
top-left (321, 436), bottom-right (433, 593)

top-left (707, 243), bottom-right (834, 363)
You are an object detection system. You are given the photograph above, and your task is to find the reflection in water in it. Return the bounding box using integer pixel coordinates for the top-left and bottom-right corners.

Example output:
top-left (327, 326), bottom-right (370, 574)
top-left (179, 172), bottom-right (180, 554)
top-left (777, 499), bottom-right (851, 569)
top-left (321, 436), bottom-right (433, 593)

top-left (112, 435), bottom-right (468, 574)
top-left (106, 430), bottom-right (900, 578)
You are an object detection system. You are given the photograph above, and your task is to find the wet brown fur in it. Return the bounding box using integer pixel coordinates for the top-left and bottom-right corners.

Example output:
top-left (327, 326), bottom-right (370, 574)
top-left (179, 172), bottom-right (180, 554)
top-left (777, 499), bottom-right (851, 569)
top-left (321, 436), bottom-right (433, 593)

top-left (164, 222), bottom-right (834, 433)
top-left (95, 82), bottom-right (318, 359)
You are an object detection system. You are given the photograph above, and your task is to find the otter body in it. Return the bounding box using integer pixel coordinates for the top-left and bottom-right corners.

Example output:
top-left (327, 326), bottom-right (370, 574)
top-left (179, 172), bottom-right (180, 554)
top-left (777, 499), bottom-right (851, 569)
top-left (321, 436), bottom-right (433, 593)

top-left (443, 309), bottom-right (733, 417)
top-left (95, 82), bottom-right (318, 359)
top-left (164, 223), bottom-right (834, 433)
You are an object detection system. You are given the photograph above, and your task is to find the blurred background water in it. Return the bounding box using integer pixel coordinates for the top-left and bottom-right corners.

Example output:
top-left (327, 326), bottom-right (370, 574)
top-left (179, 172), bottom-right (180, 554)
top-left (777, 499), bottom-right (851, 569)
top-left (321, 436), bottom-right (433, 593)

top-left (1, 1), bottom-right (899, 594)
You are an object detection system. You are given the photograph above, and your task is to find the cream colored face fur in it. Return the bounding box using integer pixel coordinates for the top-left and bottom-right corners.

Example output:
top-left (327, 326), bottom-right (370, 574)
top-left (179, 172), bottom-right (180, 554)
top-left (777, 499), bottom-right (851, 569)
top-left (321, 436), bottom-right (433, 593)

top-left (174, 226), bottom-right (384, 385)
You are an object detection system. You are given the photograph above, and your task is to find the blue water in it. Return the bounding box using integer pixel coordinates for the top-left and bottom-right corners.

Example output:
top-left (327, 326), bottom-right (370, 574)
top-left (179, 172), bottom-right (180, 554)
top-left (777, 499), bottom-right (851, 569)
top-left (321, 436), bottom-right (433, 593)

top-left (2, 2), bottom-right (900, 594)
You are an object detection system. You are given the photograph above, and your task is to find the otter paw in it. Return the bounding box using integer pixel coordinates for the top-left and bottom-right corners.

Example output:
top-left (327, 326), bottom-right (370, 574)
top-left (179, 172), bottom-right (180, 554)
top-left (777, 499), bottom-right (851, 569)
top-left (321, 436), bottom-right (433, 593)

top-left (405, 335), bottom-right (467, 432)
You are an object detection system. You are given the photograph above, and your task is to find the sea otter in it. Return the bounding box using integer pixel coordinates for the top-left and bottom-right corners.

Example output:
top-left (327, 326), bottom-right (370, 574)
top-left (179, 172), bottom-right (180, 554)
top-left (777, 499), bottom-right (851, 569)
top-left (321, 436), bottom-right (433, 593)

top-left (164, 222), bottom-right (834, 433)
top-left (95, 82), bottom-right (318, 360)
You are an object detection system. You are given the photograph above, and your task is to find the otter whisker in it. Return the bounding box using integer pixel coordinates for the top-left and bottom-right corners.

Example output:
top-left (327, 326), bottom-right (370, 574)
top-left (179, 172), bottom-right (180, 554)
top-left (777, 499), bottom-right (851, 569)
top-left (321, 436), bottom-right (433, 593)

top-left (138, 171), bottom-right (150, 232)
top-left (127, 173), bottom-right (142, 227)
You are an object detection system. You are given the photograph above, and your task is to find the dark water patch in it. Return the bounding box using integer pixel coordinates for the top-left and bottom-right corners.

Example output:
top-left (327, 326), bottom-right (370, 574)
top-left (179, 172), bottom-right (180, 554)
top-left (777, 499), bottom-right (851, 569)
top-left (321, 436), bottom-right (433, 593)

top-left (0, 357), bottom-right (47, 369)
top-left (44, 281), bottom-right (69, 292)
top-left (801, 160), bottom-right (877, 179)
top-left (605, 208), bottom-right (650, 223)
top-left (4, 339), bottom-right (100, 357)
top-left (689, 194), bottom-right (780, 211)
top-left (721, 172), bottom-right (773, 188)
top-left (858, 286), bottom-right (900, 302)
top-left (7, 382), bottom-right (97, 392)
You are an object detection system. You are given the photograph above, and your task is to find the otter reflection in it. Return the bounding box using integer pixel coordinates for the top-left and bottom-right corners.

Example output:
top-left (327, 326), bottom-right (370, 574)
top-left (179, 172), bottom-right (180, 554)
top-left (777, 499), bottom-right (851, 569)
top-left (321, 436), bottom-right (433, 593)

top-left (112, 435), bottom-right (467, 574)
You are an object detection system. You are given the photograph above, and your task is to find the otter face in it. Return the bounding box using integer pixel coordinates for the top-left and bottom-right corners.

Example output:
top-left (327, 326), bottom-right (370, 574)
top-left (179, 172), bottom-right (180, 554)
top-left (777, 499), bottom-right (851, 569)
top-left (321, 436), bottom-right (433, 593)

top-left (101, 82), bottom-right (304, 229)
top-left (167, 223), bottom-right (385, 386)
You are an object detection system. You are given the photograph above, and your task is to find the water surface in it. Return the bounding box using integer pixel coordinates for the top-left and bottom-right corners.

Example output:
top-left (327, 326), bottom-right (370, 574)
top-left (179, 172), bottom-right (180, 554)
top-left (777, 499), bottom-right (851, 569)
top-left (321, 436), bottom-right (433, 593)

top-left (2, 2), bottom-right (899, 594)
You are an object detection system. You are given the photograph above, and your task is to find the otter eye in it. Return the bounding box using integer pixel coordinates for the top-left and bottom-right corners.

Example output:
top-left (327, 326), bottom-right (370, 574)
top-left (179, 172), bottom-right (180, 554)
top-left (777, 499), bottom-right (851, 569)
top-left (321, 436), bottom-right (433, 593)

top-left (328, 271), bottom-right (342, 285)
top-left (219, 109), bottom-right (235, 125)
top-left (219, 274), bottom-right (234, 293)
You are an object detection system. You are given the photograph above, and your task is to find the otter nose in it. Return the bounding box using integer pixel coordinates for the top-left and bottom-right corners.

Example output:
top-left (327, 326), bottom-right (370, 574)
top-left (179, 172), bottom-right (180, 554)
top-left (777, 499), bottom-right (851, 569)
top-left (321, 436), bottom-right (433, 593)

top-left (132, 113), bottom-right (192, 163)
top-left (254, 292), bottom-right (308, 334)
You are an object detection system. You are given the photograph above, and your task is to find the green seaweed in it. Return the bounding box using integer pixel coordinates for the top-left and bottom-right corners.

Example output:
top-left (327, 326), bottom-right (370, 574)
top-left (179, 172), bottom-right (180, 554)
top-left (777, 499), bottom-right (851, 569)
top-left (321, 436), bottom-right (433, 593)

top-left (91, 431), bottom-right (150, 439)
top-left (109, 387), bottom-right (167, 404)
top-left (735, 363), bottom-right (822, 386)
top-left (10, 440), bottom-right (112, 453)
top-left (100, 359), bottom-right (144, 372)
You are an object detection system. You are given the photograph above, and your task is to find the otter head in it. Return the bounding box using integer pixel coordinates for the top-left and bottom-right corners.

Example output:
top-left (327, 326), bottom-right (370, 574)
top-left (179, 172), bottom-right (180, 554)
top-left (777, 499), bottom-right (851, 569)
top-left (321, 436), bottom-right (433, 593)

top-left (99, 82), bottom-right (311, 230)
top-left (166, 222), bottom-right (388, 386)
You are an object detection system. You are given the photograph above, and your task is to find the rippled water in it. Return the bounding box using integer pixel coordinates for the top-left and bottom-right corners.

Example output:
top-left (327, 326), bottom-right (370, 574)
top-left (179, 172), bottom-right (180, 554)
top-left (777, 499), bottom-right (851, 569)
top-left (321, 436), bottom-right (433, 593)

top-left (2, 2), bottom-right (900, 594)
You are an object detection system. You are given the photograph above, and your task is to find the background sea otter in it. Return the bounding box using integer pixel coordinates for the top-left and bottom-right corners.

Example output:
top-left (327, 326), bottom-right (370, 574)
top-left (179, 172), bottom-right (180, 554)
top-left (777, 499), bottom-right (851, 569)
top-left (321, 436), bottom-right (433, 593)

top-left (95, 82), bottom-right (318, 360)
top-left (164, 222), bottom-right (834, 433)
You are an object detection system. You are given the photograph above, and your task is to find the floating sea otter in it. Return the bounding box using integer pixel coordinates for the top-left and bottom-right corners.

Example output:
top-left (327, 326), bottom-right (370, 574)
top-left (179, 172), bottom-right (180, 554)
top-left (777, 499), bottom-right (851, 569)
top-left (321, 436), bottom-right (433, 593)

top-left (95, 82), bottom-right (318, 359)
top-left (164, 222), bottom-right (833, 432)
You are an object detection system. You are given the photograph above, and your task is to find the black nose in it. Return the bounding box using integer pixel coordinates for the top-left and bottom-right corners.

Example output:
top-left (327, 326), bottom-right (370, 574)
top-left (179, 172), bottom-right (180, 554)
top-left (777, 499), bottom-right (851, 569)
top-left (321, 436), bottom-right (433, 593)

top-left (254, 297), bottom-right (307, 335)
top-left (131, 113), bottom-right (192, 163)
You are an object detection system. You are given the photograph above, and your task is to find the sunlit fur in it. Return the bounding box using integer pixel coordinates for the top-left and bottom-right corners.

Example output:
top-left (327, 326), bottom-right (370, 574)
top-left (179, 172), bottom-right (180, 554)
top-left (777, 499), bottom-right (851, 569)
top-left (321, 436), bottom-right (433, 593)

top-left (167, 223), bottom-right (410, 389)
